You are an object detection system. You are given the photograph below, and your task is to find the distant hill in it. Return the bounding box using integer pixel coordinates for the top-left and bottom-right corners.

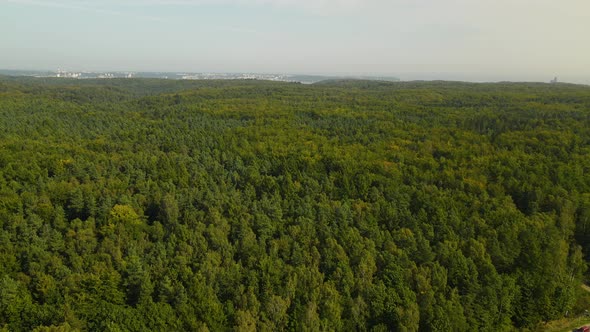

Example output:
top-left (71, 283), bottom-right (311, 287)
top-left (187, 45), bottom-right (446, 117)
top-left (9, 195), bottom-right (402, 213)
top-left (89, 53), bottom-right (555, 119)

top-left (312, 78), bottom-right (400, 88)
top-left (291, 75), bottom-right (399, 84)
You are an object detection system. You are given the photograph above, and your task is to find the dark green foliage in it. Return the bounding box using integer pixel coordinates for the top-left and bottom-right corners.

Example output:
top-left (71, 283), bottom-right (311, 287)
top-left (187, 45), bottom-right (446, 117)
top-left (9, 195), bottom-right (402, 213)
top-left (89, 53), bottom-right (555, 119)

top-left (0, 76), bottom-right (589, 330)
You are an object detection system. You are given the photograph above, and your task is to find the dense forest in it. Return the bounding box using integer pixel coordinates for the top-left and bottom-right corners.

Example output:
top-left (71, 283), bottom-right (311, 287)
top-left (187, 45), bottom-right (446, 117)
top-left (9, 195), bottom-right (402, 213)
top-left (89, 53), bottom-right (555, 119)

top-left (0, 76), bottom-right (589, 331)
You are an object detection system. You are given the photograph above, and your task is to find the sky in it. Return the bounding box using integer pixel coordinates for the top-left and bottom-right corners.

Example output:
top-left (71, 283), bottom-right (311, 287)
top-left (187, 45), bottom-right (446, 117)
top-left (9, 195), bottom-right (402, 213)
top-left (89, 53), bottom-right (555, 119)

top-left (1, 0), bottom-right (589, 83)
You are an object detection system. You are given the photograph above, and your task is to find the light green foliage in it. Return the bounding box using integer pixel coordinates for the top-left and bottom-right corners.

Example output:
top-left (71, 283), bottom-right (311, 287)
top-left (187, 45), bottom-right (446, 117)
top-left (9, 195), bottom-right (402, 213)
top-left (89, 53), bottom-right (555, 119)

top-left (109, 204), bottom-right (141, 225)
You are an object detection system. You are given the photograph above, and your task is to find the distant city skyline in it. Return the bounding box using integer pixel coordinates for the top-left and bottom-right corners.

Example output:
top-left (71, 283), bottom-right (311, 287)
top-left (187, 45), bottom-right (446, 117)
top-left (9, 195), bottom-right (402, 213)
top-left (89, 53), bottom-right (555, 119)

top-left (2, 68), bottom-right (587, 86)
top-left (1, 0), bottom-right (589, 84)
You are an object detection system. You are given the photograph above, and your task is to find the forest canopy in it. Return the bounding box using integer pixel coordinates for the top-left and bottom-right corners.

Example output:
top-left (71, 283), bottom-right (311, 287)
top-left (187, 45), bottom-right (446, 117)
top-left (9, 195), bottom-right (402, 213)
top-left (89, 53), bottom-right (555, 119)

top-left (0, 76), bottom-right (589, 331)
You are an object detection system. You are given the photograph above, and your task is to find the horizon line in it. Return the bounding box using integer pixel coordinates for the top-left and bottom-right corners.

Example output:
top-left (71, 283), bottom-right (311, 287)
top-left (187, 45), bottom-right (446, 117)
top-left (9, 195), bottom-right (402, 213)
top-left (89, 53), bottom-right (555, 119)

top-left (1, 68), bottom-right (588, 86)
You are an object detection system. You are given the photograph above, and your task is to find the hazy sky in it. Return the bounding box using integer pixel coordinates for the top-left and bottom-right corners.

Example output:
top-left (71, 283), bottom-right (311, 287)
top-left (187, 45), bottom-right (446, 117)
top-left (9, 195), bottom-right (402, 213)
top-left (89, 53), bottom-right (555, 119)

top-left (1, 0), bottom-right (589, 82)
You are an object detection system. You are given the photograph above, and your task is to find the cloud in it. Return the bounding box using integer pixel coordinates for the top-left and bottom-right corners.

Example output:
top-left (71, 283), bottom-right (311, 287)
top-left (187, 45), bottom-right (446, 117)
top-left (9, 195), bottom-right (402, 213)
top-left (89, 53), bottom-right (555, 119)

top-left (83, 0), bottom-right (369, 14)
top-left (2, 0), bottom-right (168, 21)
top-left (119, 0), bottom-right (364, 7)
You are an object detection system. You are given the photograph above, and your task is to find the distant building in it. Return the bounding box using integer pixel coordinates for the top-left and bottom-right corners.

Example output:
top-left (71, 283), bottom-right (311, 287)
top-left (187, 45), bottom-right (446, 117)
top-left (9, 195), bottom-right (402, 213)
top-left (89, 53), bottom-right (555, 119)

top-left (56, 69), bottom-right (81, 79)
top-left (550, 77), bottom-right (558, 84)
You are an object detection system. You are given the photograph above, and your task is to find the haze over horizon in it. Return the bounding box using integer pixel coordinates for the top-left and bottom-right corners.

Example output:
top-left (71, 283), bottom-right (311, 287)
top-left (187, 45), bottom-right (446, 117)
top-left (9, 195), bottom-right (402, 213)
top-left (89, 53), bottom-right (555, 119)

top-left (1, 0), bottom-right (589, 84)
